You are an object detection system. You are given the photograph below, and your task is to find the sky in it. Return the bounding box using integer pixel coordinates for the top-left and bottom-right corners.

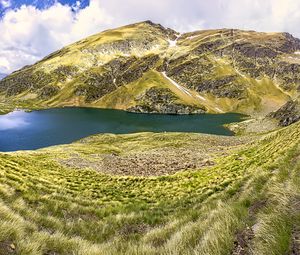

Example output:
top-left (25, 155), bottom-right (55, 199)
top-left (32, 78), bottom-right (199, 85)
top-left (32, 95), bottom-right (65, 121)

top-left (0, 0), bottom-right (300, 74)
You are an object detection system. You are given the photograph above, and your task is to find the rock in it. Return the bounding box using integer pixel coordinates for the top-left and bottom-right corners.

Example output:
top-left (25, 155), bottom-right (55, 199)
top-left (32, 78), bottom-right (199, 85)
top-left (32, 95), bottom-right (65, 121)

top-left (278, 32), bottom-right (300, 53)
top-left (165, 57), bottom-right (214, 91)
top-left (275, 62), bottom-right (300, 90)
top-left (195, 75), bottom-right (245, 99)
top-left (0, 65), bottom-right (78, 97)
top-left (127, 87), bottom-right (206, 114)
top-left (269, 100), bottom-right (300, 126)
top-left (234, 42), bottom-right (279, 58)
top-left (75, 54), bottom-right (160, 102)
top-left (52, 65), bottom-right (78, 82)
top-left (192, 39), bottom-right (224, 55)
top-left (39, 85), bottom-right (60, 99)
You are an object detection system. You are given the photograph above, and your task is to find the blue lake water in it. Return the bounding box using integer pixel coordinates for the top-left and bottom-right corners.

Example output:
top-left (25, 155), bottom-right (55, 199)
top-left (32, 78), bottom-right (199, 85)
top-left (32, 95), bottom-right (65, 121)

top-left (0, 107), bottom-right (244, 151)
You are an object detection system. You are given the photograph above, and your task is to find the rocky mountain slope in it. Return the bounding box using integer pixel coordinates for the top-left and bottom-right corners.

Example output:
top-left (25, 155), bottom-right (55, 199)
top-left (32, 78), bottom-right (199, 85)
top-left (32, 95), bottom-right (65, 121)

top-left (1, 20), bottom-right (300, 117)
top-left (269, 98), bottom-right (300, 126)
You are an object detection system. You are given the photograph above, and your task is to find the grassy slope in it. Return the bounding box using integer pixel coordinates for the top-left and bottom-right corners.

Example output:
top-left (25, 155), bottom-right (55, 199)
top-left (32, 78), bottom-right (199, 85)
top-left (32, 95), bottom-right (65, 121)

top-left (0, 121), bottom-right (299, 254)
top-left (94, 70), bottom-right (207, 110)
top-left (0, 21), bottom-right (172, 114)
top-left (1, 25), bottom-right (298, 117)
top-left (0, 68), bottom-right (290, 116)
top-left (19, 22), bottom-right (169, 74)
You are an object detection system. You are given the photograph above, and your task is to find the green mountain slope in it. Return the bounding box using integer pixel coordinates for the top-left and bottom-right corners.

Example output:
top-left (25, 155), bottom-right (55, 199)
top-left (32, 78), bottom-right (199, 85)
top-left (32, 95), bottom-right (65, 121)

top-left (2, 20), bottom-right (300, 255)
top-left (1, 21), bottom-right (300, 117)
top-left (0, 119), bottom-right (299, 254)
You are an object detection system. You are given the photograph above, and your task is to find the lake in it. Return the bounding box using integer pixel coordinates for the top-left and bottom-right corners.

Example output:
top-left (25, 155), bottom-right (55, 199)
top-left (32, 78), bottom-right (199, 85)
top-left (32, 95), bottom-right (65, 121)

top-left (0, 107), bottom-right (244, 152)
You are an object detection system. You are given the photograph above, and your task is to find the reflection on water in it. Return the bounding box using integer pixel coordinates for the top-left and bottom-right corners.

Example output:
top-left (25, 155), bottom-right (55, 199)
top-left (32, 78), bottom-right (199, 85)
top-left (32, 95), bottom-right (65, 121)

top-left (0, 111), bottom-right (29, 131)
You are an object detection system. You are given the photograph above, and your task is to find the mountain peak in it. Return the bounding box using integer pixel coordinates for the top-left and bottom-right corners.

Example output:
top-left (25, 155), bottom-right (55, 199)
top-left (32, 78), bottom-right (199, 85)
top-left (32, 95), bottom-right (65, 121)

top-left (130, 20), bottom-right (178, 38)
top-left (141, 20), bottom-right (158, 26)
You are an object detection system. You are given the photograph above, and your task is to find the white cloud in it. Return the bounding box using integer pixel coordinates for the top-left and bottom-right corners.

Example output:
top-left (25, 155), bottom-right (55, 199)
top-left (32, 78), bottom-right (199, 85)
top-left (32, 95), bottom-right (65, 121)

top-left (1, 0), bottom-right (300, 74)
top-left (95, 0), bottom-right (300, 36)
top-left (0, 0), bottom-right (112, 74)
top-left (213, 0), bottom-right (300, 34)
top-left (0, 111), bottom-right (28, 130)
top-left (0, 0), bottom-right (11, 8)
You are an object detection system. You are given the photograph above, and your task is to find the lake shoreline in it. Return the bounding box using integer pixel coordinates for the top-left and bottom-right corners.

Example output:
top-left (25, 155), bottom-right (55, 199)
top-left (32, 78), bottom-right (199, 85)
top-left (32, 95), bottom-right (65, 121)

top-left (0, 107), bottom-right (245, 152)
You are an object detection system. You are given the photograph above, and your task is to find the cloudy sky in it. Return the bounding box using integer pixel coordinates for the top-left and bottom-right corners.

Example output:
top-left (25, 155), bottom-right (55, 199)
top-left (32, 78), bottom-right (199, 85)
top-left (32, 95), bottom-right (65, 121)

top-left (0, 0), bottom-right (300, 74)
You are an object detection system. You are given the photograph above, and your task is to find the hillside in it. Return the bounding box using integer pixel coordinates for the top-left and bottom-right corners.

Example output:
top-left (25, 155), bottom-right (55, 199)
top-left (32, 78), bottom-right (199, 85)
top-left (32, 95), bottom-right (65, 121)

top-left (1, 21), bottom-right (300, 118)
top-left (2, 19), bottom-right (300, 255)
top-left (0, 119), bottom-right (299, 254)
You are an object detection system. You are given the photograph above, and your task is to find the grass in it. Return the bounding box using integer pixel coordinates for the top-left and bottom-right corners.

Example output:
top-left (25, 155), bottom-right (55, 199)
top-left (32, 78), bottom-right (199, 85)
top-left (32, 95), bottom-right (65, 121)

top-left (36, 21), bottom-right (169, 73)
top-left (251, 144), bottom-right (300, 255)
top-left (1, 23), bottom-right (299, 253)
top-left (95, 70), bottom-right (169, 110)
top-left (0, 119), bottom-right (299, 254)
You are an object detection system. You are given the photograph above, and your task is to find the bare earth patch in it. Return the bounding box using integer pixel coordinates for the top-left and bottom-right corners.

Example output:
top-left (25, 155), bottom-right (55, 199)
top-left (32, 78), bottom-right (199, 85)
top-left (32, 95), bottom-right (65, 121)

top-left (232, 200), bottom-right (267, 255)
top-left (59, 148), bottom-right (216, 176)
top-left (0, 240), bottom-right (16, 255)
top-left (57, 133), bottom-right (252, 176)
top-left (290, 227), bottom-right (300, 255)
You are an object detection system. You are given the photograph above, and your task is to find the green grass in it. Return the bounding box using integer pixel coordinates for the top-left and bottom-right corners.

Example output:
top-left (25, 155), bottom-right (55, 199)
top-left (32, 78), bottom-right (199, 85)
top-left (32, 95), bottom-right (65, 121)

top-left (0, 120), bottom-right (299, 254)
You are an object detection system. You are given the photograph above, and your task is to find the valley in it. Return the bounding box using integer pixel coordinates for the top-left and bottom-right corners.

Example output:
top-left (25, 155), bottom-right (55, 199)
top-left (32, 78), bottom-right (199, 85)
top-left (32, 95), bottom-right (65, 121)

top-left (0, 20), bottom-right (300, 255)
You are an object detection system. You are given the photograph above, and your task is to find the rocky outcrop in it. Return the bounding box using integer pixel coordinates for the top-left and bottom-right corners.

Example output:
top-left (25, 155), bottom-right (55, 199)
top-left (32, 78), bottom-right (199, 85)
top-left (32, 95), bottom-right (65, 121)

top-left (39, 85), bottom-right (60, 99)
top-left (164, 57), bottom-right (244, 98)
top-left (52, 65), bottom-right (78, 82)
top-left (269, 100), bottom-right (300, 126)
top-left (75, 73), bottom-right (116, 102)
top-left (164, 57), bottom-right (214, 90)
top-left (127, 87), bottom-right (205, 114)
top-left (275, 62), bottom-right (300, 91)
top-left (75, 54), bottom-right (160, 102)
top-left (192, 39), bottom-right (224, 55)
top-left (234, 42), bottom-right (279, 59)
top-left (0, 69), bottom-right (56, 96)
top-left (0, 65), bottom-right (78, 97)
top-left (278, 32), bottom-right (300, 53)
top-left (83, 38), bottom-right (159, 56)
top-left (195, 75), bottom-right (245, 98)
top-left (143, 20), bottom-right (178, 39)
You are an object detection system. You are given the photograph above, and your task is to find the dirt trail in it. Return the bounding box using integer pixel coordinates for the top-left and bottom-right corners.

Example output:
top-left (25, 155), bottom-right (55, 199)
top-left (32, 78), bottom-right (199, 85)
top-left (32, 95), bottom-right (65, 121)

top-left (232, 200), bottom-right (267, 255)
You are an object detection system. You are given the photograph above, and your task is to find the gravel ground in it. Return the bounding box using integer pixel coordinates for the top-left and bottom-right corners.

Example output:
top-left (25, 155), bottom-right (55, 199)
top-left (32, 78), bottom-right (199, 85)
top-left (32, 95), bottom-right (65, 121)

top-left (58, 133), bottom-right (252, 176)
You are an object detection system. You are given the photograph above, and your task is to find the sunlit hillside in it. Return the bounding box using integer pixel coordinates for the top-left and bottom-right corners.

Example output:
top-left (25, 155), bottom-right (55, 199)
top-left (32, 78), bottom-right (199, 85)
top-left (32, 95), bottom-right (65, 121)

top-left (0, 121), bottom-right (299, 254)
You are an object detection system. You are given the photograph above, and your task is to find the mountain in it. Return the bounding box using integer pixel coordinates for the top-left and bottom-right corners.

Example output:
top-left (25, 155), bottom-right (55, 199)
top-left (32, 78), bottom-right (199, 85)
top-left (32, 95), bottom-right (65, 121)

top-left (1, 20), bottom-right (300, 117)
top-left (1, 20), bottom-right (300, 254)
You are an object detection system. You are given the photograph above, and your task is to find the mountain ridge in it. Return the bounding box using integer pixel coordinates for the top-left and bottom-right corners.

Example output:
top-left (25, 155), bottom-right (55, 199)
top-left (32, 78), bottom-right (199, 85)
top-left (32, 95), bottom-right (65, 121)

top-left (1, 20), bottom-right (300, 122)
top-left (1, 21), bottom-right (300, 254)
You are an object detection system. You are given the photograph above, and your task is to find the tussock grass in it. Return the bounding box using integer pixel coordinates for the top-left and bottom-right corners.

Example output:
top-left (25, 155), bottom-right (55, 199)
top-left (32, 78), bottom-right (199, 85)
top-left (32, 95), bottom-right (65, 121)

top-left (0, 122), bottom-right (300, 254)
